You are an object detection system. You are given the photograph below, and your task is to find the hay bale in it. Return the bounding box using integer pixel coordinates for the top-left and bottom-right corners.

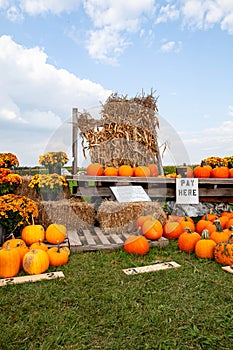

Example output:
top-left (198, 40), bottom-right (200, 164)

top-left (97, 200), bottom-right (166, 234)
top-left (36, 198), bottom-right (96, 230)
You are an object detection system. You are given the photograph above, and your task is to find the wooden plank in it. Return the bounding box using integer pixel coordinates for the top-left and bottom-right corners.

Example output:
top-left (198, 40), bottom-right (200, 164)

top-left (83, 229), bottom-right (96, 245)
top-left (94, 227), bottom-right (111, 245)
top-left (67, 230), bottom-right (82, 246)
top-left (123, 261), bottom-right (181, 275)
top-left (0, 271), bottom-right (65, 287)
top-left (110, 234), bottom-right (124, 244)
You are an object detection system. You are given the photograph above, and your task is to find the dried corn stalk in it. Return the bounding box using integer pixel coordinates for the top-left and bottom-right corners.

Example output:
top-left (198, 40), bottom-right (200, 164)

top-left (78, 92), bottom-right (161, 168)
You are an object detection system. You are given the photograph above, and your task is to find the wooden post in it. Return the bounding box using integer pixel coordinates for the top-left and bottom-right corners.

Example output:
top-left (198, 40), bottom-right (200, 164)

top-left (72, 108), bottom-right (78, 175)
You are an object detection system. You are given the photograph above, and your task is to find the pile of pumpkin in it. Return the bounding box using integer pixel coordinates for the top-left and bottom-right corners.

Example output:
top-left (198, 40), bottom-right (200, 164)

top-left (0, 222), bottom-right (70, 279)
top-left (86, 163), bottom-right (159, 177)
top-left (86, 162), bottom-right (233, 178)
top-left (124, 211), bottom-right (233, 266)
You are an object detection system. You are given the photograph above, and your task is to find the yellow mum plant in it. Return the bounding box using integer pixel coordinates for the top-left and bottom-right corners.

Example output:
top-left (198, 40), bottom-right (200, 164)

top-left (39, 151), bottom-right (69, 167)
top-left (0, 194), bottom-right (38, 234)
top-left (201, 157), bottom-right (228, 168)
top-left (0, 153), bottom-right (19, 168)
top-left (28, 174), bottom-right (68, 194)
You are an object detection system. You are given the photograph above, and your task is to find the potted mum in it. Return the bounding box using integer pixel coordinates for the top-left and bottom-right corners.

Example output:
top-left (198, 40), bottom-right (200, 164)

top-left (39, 151), bottom-right (69, 175)
top-left (0, 152), bottom-right (19, 169)
top-left (0, 194), bottom-right (38, 239)
top-left (0, 168), bottom-right (22, 195)
top-left (28, 173), bottom-right (68, 201)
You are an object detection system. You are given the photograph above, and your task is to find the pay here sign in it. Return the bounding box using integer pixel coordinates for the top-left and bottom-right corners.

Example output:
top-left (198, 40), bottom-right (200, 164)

top-left (176, 178), bottom-right (199, 204)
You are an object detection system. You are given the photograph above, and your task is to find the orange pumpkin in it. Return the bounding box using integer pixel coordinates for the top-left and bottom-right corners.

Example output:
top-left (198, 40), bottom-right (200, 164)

top-left (141, 218), bottom-right (163, 240)
top-left (2, 234), bottom-right (27, 249)
top-left (124, 235), bottom-right (149, 255)
top-left (194, 230), bottom-right (216, 259)
top-left (210, 220), bottom-right (229, 244)
top-left (180, 216), bottom-right (195, 232)
top-left (45, 223), bottom-right (67, 245)
top-left (148, 164), bottom-right (159, 177)
top-left (103, 167), bottom-right (118, 176)
top-left (193, 165), bottom-right (211, 178)
top-left (16, 243), bottom-right (30, 269)
top-left (30, 240), bottom-right (48, 252)
top-left (211, 166), bottom-right (229, 178)
top-left (178, 228), bottom-right (201, 253)
top-left (136, 214), bottom-right (152, 230)
top-left (163, 218), bottom-right (183, 239)
top-left (86, 163), bottom-right (103, 176)
top-left (229, 168), bottom-right (233, 178)
top-left (0, 242), bottom-right (21, 278)
top-left (21, 223), bottom-right (45, 246)
top-left (23, 249), bottom-right (49, 275)
top-left (214, 234), bottom-right (233, 265)
top-left (195, 215), bottom-right (214, 234)
top-left (47, 244), bottom-right (69, 266)
top-left (118, 165), bottom-right (134, 177)
top-left (134, 166), bottom-right (150, 177)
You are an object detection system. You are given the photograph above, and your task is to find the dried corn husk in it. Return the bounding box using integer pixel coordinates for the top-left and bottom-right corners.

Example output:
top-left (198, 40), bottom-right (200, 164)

top-left (77, 92), bottom-right (161, 168)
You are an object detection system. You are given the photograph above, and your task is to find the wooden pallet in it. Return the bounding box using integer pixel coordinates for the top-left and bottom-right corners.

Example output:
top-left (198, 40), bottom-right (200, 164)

top-left (67, 227), bottom-right (169, 252)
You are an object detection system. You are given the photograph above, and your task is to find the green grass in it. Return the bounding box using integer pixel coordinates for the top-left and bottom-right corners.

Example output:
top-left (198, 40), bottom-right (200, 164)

top-left (1, 241), bottom-right (233, 350)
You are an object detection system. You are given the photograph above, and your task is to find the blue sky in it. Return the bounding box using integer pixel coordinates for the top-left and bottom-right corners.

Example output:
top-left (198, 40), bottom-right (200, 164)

top-left (0, 0), bottom-right (233, 167)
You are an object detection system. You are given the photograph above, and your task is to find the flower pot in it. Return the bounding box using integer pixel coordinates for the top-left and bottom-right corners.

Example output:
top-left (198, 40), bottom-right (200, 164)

top-left (40, 191), bottom-right (57, 201)
top-left (0, 225), bottom-right (6, 245)
top-left (48, 165), bottom-right (62, 175)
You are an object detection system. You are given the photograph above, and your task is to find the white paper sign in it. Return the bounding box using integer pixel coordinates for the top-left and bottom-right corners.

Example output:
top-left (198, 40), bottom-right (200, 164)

top-left (110, 185), bottom-right (151, 203)
top-left (176, 178), bottom-right (199, 204)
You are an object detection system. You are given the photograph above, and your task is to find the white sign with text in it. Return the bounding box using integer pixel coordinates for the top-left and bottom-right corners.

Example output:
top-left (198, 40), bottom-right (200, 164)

top-left (176, 178), bottom-right (199, 204)
top-left (110, 185), bottom-right (151, 203)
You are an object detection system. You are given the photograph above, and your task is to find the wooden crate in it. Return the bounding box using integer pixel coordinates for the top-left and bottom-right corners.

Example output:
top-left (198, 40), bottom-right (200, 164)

top-left (68, 227), bottom-right (169, 252)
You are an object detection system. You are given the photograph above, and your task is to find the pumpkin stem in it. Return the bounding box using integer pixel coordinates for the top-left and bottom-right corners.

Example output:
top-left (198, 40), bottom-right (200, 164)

top-left (201, 229), bottom-right (210, 240)
top-left (57, 241), bottom-right (61, 253)
top-left (31, 215), bottom-right (35, 225)
top-left (213, 219), bottom-right (223, 232)
top-left (183, 227), bottom-right (193, 233)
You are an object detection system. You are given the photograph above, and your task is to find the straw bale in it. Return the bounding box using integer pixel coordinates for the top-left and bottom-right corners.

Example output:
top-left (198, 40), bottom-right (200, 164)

top-left (97, 200), bottom-right (166, 234)
top-left (36, 198), bottom-right (96, 230)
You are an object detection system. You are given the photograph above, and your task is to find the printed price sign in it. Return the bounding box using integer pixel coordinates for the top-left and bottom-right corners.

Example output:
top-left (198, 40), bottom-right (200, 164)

top-left (176, 178), bottom-right (199, 204)
top-left (110, 185), bottom-right (151, 203)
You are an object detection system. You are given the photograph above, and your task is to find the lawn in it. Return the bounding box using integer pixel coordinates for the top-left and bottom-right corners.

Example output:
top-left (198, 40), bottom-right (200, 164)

top-left (0, 240), bottom-right (233, 350)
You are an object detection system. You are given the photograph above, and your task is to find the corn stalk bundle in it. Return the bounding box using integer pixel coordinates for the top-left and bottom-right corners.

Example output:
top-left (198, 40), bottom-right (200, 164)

top-left (36, 199), bottom-right (96, 230)
top-left (97, 200), bottom-right (166, 234)
top-left (78, 92), bottom-right (160, 168)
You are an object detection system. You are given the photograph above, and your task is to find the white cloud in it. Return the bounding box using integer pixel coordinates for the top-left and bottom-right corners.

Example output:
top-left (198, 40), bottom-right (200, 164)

top-left (83, 0), bottom-right (155, 63)
top-left (0, 35), bottom-right (111, 165)
top-left (86, 28), bottom-right (130, 64)
top-left (155, 4), bottom-right (179, 24)
top-left (160, 40), bottom-right (182, 53)
top-left (180, 0), bottom-right (233, 33)
top-left (19, 0), bottom-right (80, 15)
